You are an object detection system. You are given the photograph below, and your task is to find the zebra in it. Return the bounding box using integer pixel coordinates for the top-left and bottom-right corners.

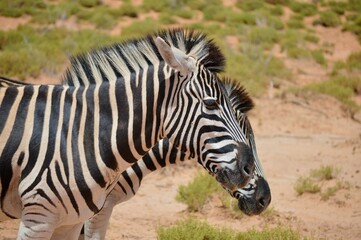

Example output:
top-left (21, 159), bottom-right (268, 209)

top-left (0, 76), bottom-right (271, 239)
top-left (0, 29), bottom-right (255, 239)
top-left (0, 76), bottom-right (28, 87)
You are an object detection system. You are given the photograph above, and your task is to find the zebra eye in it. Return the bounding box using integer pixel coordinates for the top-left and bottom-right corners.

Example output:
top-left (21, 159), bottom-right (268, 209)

top-left (203, 97), bottom-right (219, 110)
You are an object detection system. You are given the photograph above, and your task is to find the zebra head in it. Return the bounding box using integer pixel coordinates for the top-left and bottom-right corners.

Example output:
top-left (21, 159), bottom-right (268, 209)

top-left (231, 113), bottom-right (271, 215)
top-left (154, 30), bottom-right (255, 191)
top-left (222, 79), bottom-right (271, 215)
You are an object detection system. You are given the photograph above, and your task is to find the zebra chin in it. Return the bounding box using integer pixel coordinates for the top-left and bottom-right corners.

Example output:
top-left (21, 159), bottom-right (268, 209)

top-left (236, 177), bottom-right (271, 216)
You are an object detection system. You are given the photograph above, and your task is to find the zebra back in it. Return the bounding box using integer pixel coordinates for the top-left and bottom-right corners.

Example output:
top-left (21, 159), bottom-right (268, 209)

top-left (0, 76), bottom-right (28, 87)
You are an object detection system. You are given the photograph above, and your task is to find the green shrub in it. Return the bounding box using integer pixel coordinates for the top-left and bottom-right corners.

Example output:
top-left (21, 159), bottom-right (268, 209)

top-left (320, 181), bottom-right (350, 201)
top-left (142, 0), bottom-right (168, 12)
top-left (348, 0), bottom-right (361, 12)
top-left (120, 18), bottom-right (161, 40)
top-left (313, 11), bottom-right (341, 27)
top-left (157, 218), bottom-right (307, 240)
top-left (287, 15), bottom-right (305, 29)
top-left (227, 12), bottom-right (256, 26)
top-left (328, 1), bottom-right (348, 15)
top-left (269, 5), bottom-right (284, 16)
top-left (79, 0), bottom-right (101, 8)
top-left (176, 172), bottom-right (222, 212)
top-left (203, 4), bottom-right (228, 22)
top-left (118, 3), bottom-right (138, 18)
top-left (304, 76), bottom-right (361, 114)
top-left (343, 15), bottom-right (361, 42)
top-left (310, 165), bottom-right (339, 180)
top-left (0, 27), bottom-right (117, 79)
top-left (311, 49), bottom-right (327, 66)
top-left (304, 34), bottom-right (319, 44)
top-left (159, 13), bottom-right (177, 25)
top-left (294, 177), bottom-right (321, 195)
top-left (236, 0), bottom-right (265, 11)
top-left (287, 47), bottom-right (309, 58)
top-left (289, 1), bottom-right (317, 16)
top-left (246, 26), bottom-right (280, 49)
top-left (0, 0), bottom-right (47, 17)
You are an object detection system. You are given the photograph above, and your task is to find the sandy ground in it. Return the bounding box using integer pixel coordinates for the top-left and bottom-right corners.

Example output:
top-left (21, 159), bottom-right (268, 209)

top-left (1, 4), bottom-right (361, 240)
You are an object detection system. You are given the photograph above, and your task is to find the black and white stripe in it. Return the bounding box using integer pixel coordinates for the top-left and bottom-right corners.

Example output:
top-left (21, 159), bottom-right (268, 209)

top-left (0, 29), bottom-right (254, 239)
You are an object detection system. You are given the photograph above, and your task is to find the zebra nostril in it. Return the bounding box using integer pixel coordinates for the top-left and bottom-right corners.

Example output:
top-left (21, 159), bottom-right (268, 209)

top-left (243, 165), bottom-right (251, 176)
top-left (258, 197), bottom-right (265, 208)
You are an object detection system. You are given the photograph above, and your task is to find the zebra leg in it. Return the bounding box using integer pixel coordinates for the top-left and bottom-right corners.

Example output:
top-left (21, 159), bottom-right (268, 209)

top-left (18, 218), bottom-right (55, 240)
top-left (83, 189), bottom-right (120, 240)
top-left (51, 223), bottom-right (84, 240)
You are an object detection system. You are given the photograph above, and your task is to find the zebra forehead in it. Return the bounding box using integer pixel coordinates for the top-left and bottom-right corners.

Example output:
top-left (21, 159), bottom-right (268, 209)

top-left (62, 29), bottom-right (225, 85)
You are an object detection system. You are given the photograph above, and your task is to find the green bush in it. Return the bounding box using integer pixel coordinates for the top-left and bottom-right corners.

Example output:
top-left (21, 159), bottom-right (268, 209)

top-left (203, 4), bottom-right (228, 22)
top-left (157, 218), bottom-right (307, 240)
top-left (313, 11), bottom-right (341, 27)
top-left (269, 5), bottom-right (284, 16)
top-left (304, 76), bottom-right (361, 114)
top-left (79, 0), bottom-right (101, 8)
top-left (304, 34), bottom-right (319, 44)
top-left (294, 177), bottom-right (321, 195)
top-left (311, 49), bottom-right (327, 66)
top-left (289, 1), bottom-right (317, 16)
top-left (142, 0), bottom-right (168, 12)
top-left (236, 0), bottom-right (265, 11)
top-left (118, 3), bottom-right (138, 18)
top-left (0, 27), bottom-right (117, 79)
top-left (120, 18), bottom-right (161, 40)
top-left (0, 0), bottom-right (46, 17)
top-left (287, 15), bottom-right (305, 29)
top-left (310, 165), bottom-right (339, 180)
top-left (176, 172), bottom-right (222, 212)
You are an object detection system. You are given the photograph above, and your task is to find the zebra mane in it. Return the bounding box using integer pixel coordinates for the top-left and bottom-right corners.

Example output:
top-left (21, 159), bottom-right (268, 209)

top-left (222, 77), bottom-right (254, 114)
top-left (62, 29), bottom-right (225, 85)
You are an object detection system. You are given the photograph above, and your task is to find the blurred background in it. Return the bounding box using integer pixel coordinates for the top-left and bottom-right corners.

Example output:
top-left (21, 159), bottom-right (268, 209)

top-left (0, 0), bottom-right (360, 239)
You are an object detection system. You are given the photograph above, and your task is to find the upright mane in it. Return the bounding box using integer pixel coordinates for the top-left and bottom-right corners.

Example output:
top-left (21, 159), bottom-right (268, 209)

top-left (62, 29), bottom-right (225, 85)
top-left (222, 77), bottom-right (254, 113)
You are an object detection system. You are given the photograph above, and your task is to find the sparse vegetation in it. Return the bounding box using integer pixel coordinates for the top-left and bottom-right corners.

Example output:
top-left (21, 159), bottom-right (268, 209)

top-left (304, 76), bottom-right (361, 114)
top-left (176, 172), bottom-right (223, 212)
top-left (294, 176), bottom-right (321, 195)
top-left (313, 11), bottom-right (341, 27)
top-left (294, 165), bottom-right (351, 200)
top-left (157, 218), bottom-right (308, 240)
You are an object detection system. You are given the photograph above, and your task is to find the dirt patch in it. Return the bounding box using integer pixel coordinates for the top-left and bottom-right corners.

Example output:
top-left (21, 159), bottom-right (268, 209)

top-left (0, 16), bottom-right (31, 30)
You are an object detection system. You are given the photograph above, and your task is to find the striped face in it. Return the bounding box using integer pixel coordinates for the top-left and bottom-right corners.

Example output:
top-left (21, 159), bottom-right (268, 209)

top-left (162, 65), bottom-right (255, 191)
top-left (228, 110), bottom-right (271, 215)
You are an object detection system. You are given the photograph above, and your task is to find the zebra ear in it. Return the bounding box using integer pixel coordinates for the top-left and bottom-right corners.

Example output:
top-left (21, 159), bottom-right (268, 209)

top-left (155, 37), bottom-right (196, 75)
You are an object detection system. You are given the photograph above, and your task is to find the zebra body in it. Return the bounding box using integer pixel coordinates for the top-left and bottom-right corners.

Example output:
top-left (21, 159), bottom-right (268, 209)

top-left (0, 76), bottom-right (271, 239)
top-left (84, 81), bottom-right (271, 240)
top-left (0, 29), bottom-right (254, 239)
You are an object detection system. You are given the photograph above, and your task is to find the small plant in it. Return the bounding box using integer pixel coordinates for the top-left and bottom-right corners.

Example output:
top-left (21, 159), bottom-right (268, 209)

top-left (287, 15), bottom-right (305, 29)
top-left (320, 181), bottom-right (350, 201)
top-left (310, 165), bottom-right (339, 180)
top-left (311, 49), bottom-right (327, 66)
top-left (157, 218), bottom-right (307, 240)
top-left (236, 0), bottom-right (265, 12)
top-left (294, 176), bottom-right (321, 195)
top-left (176, 172), bottom-right (223, 212)
top-left (294, 165), bottom-right (352, 200)
top-left (79, 0), bottom-right (101, 8)
top-left (313, 11), bottom-right (341, 27)
top-left (289, 1), bottom-right (317, 17)
top-left (304, 76), bottom-right (361, 114)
